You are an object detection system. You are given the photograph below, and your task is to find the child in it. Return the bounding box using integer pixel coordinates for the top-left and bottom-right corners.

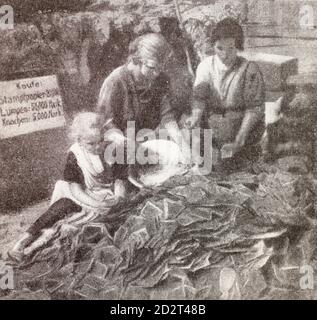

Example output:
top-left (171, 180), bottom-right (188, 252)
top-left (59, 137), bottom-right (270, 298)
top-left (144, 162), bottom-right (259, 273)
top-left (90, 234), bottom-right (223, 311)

top-left (8, 112), bottom-right (126, 262)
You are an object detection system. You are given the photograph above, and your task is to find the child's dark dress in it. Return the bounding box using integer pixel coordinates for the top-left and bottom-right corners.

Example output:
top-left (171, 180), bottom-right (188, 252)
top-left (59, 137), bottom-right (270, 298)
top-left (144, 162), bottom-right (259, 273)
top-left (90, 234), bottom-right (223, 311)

top-left (27, 144), bottom-right (118, 237)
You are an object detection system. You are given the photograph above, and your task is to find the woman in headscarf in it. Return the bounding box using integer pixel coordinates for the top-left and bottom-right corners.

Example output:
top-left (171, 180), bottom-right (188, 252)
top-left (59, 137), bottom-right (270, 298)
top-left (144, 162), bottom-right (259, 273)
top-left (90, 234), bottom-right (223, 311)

top-left (186, 18), bottom-right (266, 170)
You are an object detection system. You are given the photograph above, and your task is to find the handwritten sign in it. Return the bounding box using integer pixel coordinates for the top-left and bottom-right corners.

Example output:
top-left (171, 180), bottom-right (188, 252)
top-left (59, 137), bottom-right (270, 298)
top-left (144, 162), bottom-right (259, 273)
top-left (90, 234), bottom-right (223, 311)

top-left (0, 75), bottom-right (66, 139)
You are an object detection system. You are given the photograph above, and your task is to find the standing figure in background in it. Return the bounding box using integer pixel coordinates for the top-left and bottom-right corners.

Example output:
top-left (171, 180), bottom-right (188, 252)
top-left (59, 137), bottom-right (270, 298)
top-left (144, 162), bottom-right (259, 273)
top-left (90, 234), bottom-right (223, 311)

top-left (87, 23), bottom-right (134, 108)
top-left (159, 17), bottom-right (199, 125)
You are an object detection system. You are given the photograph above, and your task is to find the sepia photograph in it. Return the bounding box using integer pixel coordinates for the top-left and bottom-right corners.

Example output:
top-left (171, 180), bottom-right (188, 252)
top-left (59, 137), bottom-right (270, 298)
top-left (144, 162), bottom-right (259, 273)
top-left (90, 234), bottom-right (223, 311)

top-left (0, 0), bottom-right (317, 302)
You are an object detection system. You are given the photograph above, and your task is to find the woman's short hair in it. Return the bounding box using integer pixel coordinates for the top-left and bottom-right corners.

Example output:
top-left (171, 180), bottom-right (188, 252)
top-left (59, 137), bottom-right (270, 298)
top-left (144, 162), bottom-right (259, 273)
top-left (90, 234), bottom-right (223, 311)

top-left (69, 112), bottom-right (105, 142)
top-left (210, 18), bottom-right (244, 50)
top-left (128, 33), bottom-right (171, 65)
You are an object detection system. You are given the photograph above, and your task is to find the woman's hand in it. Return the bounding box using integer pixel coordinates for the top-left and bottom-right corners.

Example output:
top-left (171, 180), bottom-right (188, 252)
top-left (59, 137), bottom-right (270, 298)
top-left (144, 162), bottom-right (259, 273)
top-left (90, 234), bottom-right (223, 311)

top-left (233, 108), bottom-right (264, 156)
top-left (114, 179), bottom-right (127, 201)
top-left (233, 134), bottom-right (246, 155)
top-left (180, 142), bottom-right (192, 166)
top-left (182, 113), bottom-right (201, 129)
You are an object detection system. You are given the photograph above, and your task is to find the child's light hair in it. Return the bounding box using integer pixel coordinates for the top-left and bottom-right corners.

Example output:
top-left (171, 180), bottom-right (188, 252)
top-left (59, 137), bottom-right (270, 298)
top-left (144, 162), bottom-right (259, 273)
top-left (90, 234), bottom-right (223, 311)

top-left (69, 112), bottom-right (105, 142)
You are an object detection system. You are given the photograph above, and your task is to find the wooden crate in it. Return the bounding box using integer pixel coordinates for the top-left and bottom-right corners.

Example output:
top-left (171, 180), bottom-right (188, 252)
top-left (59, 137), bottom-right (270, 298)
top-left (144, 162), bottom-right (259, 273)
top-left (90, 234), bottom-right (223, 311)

top-left (240, 51), bottom-right (298, 91)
